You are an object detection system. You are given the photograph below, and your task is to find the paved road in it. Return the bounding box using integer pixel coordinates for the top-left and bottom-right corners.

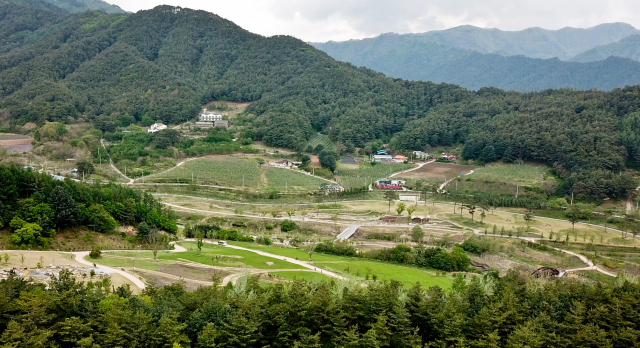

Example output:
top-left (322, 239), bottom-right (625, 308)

top-left (336, 225), bottom-right (360, 240)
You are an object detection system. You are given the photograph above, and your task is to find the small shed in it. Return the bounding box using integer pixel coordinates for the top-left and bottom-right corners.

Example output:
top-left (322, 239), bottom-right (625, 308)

top-left (398, 193), bottom-right (420, 203)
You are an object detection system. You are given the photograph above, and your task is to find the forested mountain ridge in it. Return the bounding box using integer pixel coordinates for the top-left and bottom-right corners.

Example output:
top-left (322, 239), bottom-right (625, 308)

top-left (42, 0), bottom-right (126, 13)
top-left (1, 2), bottom-right (640, 201)
top-left (572, 34), bottom-right (640, 62)
top-left (316, 23), bottom-right (639, 61)
top-left (312, 37), bottom-right (640, 91)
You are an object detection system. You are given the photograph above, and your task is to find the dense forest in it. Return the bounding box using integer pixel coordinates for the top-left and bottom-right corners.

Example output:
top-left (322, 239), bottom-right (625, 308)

top-left (0, 165), bottom-right (177, 246)
top-left (1, 1), bottom-right (640, 200)
top-left (0, 268), bottom-right (639, 347)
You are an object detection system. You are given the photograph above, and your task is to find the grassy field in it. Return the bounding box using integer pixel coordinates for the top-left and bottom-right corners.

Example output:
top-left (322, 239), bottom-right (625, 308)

top-left (227, 241), bottom-right (452, 288)
top-left (265, 168), bottom-right (329, 191)
top-left (306, 133), bottom-right (334, 152)
top-left (317, 260), bottom-right (453, 288)
top-left (270, 271), bottom-right (333, 282)
top-left (148, 157), bottom-right (261, 188)
top-left (174, 242), bottom-right (307, 269)
top-left (472, 163), bottom-right (548, 185)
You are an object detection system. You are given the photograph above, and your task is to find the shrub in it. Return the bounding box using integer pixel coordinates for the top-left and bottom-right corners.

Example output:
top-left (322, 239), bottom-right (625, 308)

top-left (280, 220), bottom-right (297, 232)
top-left (461, 236), bottom-right (491, 255)
top-left (315, 241), bottom-right (357, 257)
top-left (89, 248), bottom-right (102, 259)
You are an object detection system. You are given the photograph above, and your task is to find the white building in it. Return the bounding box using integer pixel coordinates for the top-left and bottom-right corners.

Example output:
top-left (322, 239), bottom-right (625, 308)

top-left (373, 154), bottom-right (393, 162)
top-left (413, 151), bottom-right (429, 160)
top-left (148, 123), bottom-right (167, 133)
top-left (200, 113), bottom-right (222, 121)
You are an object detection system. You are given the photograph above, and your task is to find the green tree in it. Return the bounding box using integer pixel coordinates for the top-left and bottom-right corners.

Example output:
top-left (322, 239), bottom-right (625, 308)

top-left (48, 186), bottom-right (81, 229)
top-left (87, 204), bottom-right (117, 233)
top-left (396, 202), bottom-right (407, 216)
top-left (77, 159), bottom-right (95, 176)
top-left (318, 151), bottom-right (337, 172)
top-left (406, 205), bottom-right (417, 222)
top-left (384, 191), bottom-right (398, 212)
top-left (411, 225), bottom-right (424, 243)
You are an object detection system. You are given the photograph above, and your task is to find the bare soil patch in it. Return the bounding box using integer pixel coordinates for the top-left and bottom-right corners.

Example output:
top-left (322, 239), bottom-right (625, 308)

top-left (158, 263), bottom-right (232, 282)
top-left (308, 155), bottom-right (321, 168)
top-left (398, 162), bottom-right (477, 180)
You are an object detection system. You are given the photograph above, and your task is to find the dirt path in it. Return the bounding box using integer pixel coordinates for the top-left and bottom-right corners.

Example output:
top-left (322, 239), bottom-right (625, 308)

top-left (439, 169), bottom-right (475, 192)
top-left (194, 240), bottom-right (346, 281)
top-left (134, 157), bottom-right (197, 183)
top-left (389, 160), bottom-right (433, 178)
top-left (101, 139), bottom-right (133, 184)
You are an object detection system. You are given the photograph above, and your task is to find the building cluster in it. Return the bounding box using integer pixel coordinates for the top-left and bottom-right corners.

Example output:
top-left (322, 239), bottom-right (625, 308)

top-left (441, 152), bottom-right (458, 161)
top-left (197, 113), bottom-right (229, 128)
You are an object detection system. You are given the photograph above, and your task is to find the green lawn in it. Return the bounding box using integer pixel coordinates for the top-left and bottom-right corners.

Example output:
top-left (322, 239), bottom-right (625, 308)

top-left (265, 168), bottom-right (329, 191)
top-left (228, 241), bottom-right (350, 262)
top-left (147, 158), bottom-right (261, 188)
top-left (317, 260), bottom-right (453, 289)
top-left (271, 271), bottom-right (333, 282)
top-left (175, 242), bottom-right (307, 269)
top-left (227, 241), bottom-right (452, 289)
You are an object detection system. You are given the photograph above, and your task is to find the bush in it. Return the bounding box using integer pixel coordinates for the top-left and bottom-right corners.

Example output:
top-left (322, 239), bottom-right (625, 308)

top-left (315, 241), bottom-right (357, 257)
top-left (461, 236), bottom-right (491, 255)
top-left (280, 220), bottom-right (297, 232)
top-left (89, 248), bottom-right (102, 259)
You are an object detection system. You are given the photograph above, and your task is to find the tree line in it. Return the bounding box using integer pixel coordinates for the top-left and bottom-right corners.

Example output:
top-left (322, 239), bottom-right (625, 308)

top-left (1, 266), bottom-right (639, 347)
top-left (0, 165), bottom-right (177, 246)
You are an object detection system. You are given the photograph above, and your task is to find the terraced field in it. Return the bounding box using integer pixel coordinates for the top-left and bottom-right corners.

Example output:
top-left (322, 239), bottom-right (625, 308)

top-left (265, 167), bottom-right (330, 191)
top-left (306, 133), bottom-right (334, 151)
top-left (146, 157), bottom-right (262, 188)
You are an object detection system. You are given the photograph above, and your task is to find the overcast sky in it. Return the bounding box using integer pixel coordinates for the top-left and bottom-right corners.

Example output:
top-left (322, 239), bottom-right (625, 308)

top-left (106, 0), bottom-right (640, 42)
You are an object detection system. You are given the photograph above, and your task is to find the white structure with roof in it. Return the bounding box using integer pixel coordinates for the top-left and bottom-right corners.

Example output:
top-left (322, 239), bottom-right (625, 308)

top-left (148, 123), bottom-right (167, 133)
top-left (200, 113), bottom-right (222, 121)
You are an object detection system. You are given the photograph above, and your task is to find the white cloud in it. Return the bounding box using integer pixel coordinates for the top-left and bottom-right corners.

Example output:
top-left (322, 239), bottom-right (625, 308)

top-left (105, 0), bottom-right (640, 42)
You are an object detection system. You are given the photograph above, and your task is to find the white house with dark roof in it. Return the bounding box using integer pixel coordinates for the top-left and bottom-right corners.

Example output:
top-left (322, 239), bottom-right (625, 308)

top-left (148, 123), bottom-right (167, 133)
top-left (200, 113), bottom-right (222, 122)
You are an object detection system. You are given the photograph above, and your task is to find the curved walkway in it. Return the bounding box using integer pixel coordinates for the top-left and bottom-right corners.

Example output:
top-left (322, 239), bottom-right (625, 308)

top-left (192, 240), bottom-right (346, 281)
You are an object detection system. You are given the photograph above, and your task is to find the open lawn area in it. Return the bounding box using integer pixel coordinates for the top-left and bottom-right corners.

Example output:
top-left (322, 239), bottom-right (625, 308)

top-left (174, 242), bottom-right (307, 269)
top-left (316, 260), bottom-right (453, 289)
top-left (270, 271), bottom-right (333, 282)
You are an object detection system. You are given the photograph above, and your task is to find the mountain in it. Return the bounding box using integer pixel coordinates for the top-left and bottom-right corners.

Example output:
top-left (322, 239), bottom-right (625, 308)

top-left (42, 0), bottom-right (126, 13)
top-left (1, 0), bottom-right (640, 199)
top-left (315, 23), bottom-right (639, 61)
top-left (312, 35), bottom-right (640, 92)
top-left (572, 34), bottom-right (640, 62)
top-left (1, 0), bottom-right (126, 13)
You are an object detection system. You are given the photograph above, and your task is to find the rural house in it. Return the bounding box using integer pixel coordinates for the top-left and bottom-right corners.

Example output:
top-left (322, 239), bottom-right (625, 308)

top-left (200, 113), bottom-right (222, 121)
top-left (373, 154), bottom-right (393, 162)
top-left (441, 152), bottom-right (458, 161)
top-left (320, 184), bottom-right (344, 192)
top-left (413, 151), bottom-right (429, 160)
top-left (195, 121), bottom-right (214, 128)
top-left (148, 123), bottom-right (167, 133)
top-left (393, 155), bottom-right (408, 162)
top-left (376, 178), bottom-right (392, 186)
top-left (214, 120), bottom-right (229, 128)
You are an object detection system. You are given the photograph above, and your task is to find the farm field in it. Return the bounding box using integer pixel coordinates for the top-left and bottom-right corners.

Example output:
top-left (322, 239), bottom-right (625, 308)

top-left (146, 157), bottom-right (261, 188)
top-left (472, 163), bottom-right (548, 185)
top-left (397, 162), bottom-right (476, 181)
top-left (306, 133), bottom-right (334, 151)
top-left (264, 167), bottom-right (330, 191)
top-left (337, 162), bottom-right (415, 188)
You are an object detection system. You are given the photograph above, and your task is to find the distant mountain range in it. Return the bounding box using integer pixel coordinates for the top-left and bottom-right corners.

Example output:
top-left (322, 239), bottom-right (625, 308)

top-left (312, 23), bottom-right (640, 92)
top-left (0, 0), bottom-right (125, 13)
top-left (42, 0), bottom-right (126, 13)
